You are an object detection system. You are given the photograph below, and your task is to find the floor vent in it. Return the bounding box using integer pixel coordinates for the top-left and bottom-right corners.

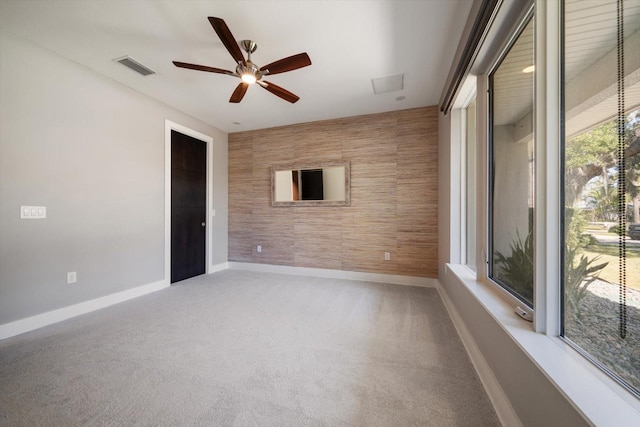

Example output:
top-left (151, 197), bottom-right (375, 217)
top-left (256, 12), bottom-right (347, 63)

top-left (113, 56), bottom-right (156, 76)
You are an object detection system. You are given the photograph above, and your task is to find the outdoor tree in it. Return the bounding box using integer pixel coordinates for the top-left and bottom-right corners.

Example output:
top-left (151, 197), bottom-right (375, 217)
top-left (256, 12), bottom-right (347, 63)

top-left (627, 150), bottom-right (640, 223)
top-left (565, 121), bottom-right (618, 207)
top-left (566, 110), bottom-right (640, 225)
top-left (626, 110), bottom-right (640, 223)
top-left (587, 181), bottom-right (617, 221)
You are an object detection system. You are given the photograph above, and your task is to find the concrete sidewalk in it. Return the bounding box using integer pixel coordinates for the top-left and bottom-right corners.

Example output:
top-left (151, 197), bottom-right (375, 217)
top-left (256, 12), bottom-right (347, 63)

top-left (587, 232), bottom-right (640, 247)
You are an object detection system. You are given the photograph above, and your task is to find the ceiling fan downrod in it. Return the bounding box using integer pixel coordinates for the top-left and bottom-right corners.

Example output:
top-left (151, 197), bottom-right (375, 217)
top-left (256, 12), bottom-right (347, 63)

top-left (238, 40), bottom-right (260, 83)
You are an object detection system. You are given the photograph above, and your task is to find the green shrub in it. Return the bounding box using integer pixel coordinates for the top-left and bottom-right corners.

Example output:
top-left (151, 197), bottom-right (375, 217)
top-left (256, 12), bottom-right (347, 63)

top-left (565, 208), bottom-right (587, 248)
top-left (564, 207), bottom-right (608, 320)
top-left (564, 246), bottom-right (608, 321)
top-left (608, 225), bottom-right (628, 236)
top-left (494, 229), bottom-right (533, 304)
top-left (582, 233), bottom-right (599, 247)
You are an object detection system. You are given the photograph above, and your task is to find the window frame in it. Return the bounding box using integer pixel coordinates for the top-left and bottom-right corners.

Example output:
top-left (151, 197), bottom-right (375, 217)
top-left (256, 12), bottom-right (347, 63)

top-left (459, 83), bottom-right (478, 272)
top-left (486, 8), bottom-right (536, 309)
top-left (558, 0), bottom-right (640, 398)
top-left (444, 0), bottom-right (640, 421)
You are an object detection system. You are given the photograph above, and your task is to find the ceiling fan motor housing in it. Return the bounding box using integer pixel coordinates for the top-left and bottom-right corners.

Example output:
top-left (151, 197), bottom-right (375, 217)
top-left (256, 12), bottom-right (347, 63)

top-left (237, 61), bottom-right (260, 81)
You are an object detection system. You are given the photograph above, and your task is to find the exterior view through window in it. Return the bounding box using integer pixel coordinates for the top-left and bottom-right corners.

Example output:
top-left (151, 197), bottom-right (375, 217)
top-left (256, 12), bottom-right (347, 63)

top-left (489, 16), bottom-right (535, 307)
top-left (562, 0), bottom-right (640, 396)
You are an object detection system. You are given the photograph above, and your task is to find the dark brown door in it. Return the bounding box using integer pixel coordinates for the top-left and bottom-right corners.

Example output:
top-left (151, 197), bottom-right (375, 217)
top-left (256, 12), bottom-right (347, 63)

top-left (171, 130), bottom-right (206, 283)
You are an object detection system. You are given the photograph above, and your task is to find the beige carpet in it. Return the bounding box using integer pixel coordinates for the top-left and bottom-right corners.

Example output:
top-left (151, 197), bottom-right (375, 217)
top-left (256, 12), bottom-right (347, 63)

top-left (0, 269), bottom-right (499, 426)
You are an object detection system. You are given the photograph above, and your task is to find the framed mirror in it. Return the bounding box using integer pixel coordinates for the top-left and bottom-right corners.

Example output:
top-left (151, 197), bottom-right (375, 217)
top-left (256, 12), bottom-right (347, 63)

top-left (271, 161), bottom-right (351, 207)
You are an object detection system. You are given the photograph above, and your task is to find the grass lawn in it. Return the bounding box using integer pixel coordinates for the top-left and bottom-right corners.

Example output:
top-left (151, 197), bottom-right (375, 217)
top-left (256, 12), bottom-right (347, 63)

top-left (580, 245), bottom-right (640, 291)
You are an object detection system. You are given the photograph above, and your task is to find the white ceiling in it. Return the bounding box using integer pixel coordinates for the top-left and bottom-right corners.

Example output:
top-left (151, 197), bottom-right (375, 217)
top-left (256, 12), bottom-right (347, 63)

top-left (492, 17), bottom-right (534, 127)
top-left (564, 0), bottom-right (640, 137)
top-left (0, 0), bottom-right (474, 133)
top-left (492, 0), bottom-right (640, 133)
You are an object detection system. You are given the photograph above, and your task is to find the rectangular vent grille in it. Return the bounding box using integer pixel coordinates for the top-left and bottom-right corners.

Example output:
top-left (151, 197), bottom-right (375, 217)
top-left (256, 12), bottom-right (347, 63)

top-left (113, 56), bottom-right (155, 76)
top-left (371, 73), bottom-right (404, 95)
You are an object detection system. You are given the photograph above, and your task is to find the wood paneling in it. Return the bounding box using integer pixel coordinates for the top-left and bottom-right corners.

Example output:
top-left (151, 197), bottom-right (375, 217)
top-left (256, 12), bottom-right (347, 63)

top-left (228, 106), bottom-right (438, 278)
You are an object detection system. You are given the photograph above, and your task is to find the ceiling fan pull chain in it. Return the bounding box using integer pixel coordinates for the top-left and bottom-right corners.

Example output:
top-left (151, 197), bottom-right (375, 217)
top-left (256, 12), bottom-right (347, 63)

top-left (616, 0), bottom-right (627, 340)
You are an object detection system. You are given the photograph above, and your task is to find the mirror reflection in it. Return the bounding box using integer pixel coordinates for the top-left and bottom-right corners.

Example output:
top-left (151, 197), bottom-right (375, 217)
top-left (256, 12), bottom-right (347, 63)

top-left (272, 162), bottom-right (350, 206)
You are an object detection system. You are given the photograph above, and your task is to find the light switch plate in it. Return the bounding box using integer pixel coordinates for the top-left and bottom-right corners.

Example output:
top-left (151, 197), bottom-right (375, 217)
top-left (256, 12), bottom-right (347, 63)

top-left (20, 206), bottom-right (46, 219)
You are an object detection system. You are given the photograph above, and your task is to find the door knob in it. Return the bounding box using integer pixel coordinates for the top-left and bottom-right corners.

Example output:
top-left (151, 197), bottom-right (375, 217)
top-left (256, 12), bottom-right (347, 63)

top-left (201, 222), bottom-right (206, 227)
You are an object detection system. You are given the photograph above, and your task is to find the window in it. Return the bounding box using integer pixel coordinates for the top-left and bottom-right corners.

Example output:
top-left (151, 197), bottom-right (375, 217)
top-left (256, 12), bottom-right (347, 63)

top-left (561, 0), bottom-right (640, 396)
top-left (444, 0), bottom-right (640, 417)
top-left (465, 96), bottom-right (477, 271)
top-left (488, 15), bottom-right (536, 307)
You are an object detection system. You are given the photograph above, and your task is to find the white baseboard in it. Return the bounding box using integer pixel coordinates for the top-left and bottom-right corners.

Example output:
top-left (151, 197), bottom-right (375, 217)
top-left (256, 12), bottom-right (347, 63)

top-left (227, 262), bottom-right (435, 287)
top-left (0, 280), bottom-right (169, 340)
top-left (208, 262), bottom-right (229, 274)
top-left (0, 263), bottom-right (429, 340)
top-left (435, 280), bottom-right (522, 427)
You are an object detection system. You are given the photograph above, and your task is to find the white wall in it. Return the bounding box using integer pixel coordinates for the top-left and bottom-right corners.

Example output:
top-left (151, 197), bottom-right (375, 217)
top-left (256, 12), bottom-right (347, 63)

top-left (322, 166), bottom-right (345, 201)
top-left (0, 32), bottom-right (228, 324)
top-left (274, 170), bottom-right (294, 201)
top-left (492, 125), bottom-right (531, 256)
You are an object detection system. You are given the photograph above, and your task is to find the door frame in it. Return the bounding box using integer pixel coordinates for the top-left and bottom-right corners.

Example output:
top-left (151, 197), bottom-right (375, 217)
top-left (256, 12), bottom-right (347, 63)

top-left (164, 119), bottom-right (214, 285)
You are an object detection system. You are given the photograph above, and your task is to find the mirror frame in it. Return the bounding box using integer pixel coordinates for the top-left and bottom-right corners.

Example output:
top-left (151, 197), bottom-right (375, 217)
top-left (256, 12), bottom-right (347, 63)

top-left (271, 161), bottom-right (351, 207)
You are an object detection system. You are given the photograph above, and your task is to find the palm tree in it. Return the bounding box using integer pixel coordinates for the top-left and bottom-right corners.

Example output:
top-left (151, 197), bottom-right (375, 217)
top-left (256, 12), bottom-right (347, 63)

top-left (586, 180), bottom-right (618, 222)
top-left (626, 135), bottom-right (640, 223)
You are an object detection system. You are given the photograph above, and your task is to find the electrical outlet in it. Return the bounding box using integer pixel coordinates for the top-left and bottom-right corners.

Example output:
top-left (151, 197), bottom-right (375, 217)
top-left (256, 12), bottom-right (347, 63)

top-left (67, 271), bottom-right (77, 284)
top-left (384, 252), bottom-right (391, 261)
top-left (257, 245), bottom-right (262, 253)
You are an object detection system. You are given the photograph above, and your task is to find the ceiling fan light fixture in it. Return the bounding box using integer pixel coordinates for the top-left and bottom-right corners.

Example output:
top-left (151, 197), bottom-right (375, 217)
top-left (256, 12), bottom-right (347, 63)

top-left (241, 73), bottom-right (257, 84)
top-left (237, 61), bottom-right (259, 84)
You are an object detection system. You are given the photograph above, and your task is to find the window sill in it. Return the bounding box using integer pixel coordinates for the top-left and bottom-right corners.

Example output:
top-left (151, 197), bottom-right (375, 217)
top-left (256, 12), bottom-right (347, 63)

top-left (444, 263), bottom-right (640, 427)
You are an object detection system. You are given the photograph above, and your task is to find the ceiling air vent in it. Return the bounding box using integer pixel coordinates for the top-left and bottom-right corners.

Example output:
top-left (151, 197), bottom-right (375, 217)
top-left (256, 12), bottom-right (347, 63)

top-left (113, 56), bottom-right (156, 76)
top-left (371, 73), bottom-right (404, 95)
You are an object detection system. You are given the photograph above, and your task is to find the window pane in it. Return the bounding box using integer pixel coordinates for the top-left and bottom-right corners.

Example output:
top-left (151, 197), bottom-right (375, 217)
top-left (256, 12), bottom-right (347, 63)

top-left (466, 97), bottom-right (477, 271)
top-left (489, 17), bottom-right (535, 307)
top-left (562, 0), bottom-right (640, 396)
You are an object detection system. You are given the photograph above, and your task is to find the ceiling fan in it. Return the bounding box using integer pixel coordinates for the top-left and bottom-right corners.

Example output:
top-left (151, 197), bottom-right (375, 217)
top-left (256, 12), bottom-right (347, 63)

top-left (173, 17), bottom-right (311, 104)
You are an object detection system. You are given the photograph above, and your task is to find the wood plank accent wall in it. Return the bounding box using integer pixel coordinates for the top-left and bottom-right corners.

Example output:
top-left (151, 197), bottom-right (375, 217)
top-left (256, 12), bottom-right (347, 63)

top-left (228, 106), bottom-right (438, 277)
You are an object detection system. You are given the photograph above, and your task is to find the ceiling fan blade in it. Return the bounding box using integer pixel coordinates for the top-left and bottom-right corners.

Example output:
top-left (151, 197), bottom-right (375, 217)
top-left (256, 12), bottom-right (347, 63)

top-left (230, 82), bottom-right (249, 103)
top-left (208, 17), bottom-right (246, 66)
top-left (259, 53), bottom-right (311, 75)
top-left (259, 80), bottom-right (300, 103)
top-left (173, 61), bottom-right (235, 75)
